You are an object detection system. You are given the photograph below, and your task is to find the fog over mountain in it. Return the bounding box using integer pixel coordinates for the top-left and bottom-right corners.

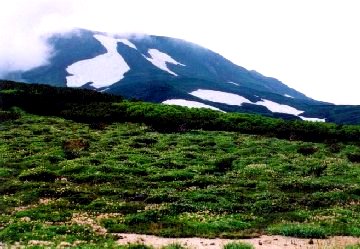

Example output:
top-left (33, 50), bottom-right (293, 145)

top-left (1, 0), bottom-right (360, 104)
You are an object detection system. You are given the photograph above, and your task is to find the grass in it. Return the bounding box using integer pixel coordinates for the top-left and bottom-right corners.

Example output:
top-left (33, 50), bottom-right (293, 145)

top-left (0, 112), bottom-right (360, 247)
top-left (161, 244), bottom-right (187, 249)
top-left (267, 223), bottom-right (328, 238)
top-left (347, 246), bottom-right (360, 249)
top-left (223, 242), bottom-right (254, 249)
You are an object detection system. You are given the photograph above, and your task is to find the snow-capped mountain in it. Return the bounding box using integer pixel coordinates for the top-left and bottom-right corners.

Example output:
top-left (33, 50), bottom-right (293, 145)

top-left (5, 29), bottom-right (360, 124)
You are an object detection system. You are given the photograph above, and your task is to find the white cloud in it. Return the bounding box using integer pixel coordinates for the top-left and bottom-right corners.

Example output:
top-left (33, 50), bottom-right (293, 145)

top-left (0, 0), bottom-right (359, 104)
top-left (0, 0), bottom-right (77, 76)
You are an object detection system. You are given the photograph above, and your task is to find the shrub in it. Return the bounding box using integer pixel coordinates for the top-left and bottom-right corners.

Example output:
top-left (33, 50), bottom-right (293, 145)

top-left (346, 245), bottom-right (360, 249)
top-left (63, 138), bottom-right (90, 159)
top-left (303, 164), bottom-right (327, 177)
top-left (152, 159), bottom-right (185, 169)
top-left (167, 203), bottom-right (198, 215)
top-left (87, 200), bottom-right (144, 214)
top-left (89, 122), bottom-right (108, 130)
top-left (326, 141), bottom-right (342, 153)
top-left (0, 222), bottom-right (33, 242)
top-left (62, 191), bottom-right (97, 205)
top-left (127, 244), bottom-right (153, 249)
top-left (150, 171), bottom-right (194, 182)
top-left (145, 194), bottom-right (179, 204)
top-left (133, 137), bottom-right (158, 145)
top-left (223, 242), bottom-right (254, 249)
top-left (213, 156), bottom-right (236, 173)
top-left (0, 110), bottom-right (20, 122)
top-left (15, 207), bottom-right (72, 222)
top-left (124, 211), bottom-right (161, 225)
top-left (102, 219), bottom-right (128, 233)
top-left (297, 146), bottom-right (318, 156)
top-left (162, 243), bottom-right (187, 249)
top-left (0, 168), bottom-right (14, 178)
top-left (268, 223), bottom-right (327, 238)
top-left (19, 167), bottom-right (58, 182)
top-left (347, 153), bottom-right (360, 163)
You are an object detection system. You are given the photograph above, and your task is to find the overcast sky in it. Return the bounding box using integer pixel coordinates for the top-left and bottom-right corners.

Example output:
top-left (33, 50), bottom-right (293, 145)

top-left (0, 0), bottom-right (359, 104)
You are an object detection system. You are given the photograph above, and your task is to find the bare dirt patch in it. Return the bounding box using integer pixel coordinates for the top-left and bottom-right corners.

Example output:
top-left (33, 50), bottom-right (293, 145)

top-left (116, 233), bottom-right (360, 249)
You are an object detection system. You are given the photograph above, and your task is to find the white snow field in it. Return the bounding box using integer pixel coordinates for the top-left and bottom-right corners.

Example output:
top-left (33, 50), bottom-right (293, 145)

top-left (66, 34), bottom-right (130, 88)
top-left (284, 94), bottom-right (294, 98)
top-left (118, 39), bottom-right (137, 50)
top-left (299, 116), bottom-right (326, 122)
top-left (144, 49), bottom-right (185, 76)
top-left (255, 99), bottom-right (304, 116)
top-left (190, 89), bottom-right (303, 115)
top-left (162, 99), bottom-right (223, 112)
top-left (187, 89), bottom-right (325, 121)
top-left (190, 89), bottom-right (252, 106)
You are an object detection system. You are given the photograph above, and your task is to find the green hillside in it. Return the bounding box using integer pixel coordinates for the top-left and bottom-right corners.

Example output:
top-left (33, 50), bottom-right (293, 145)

top-left (1, 81), bottom-right (360, 248)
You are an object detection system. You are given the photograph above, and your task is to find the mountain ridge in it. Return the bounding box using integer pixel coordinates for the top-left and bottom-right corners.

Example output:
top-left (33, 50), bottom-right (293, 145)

top-left (2, 28), bottom-right (359, 124)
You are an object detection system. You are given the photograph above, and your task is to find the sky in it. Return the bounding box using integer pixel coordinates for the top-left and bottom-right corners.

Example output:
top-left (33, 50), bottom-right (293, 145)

top-left (0, 0), bottom-right (359, 105)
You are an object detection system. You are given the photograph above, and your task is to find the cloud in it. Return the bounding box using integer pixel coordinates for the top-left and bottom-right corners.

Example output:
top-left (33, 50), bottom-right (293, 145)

top-left (0, 0), bottom-right (77, 76)
top-left (0, 0), bottom-right (181, 77)
top-left (0, 0), bottom-right (359, 104)
top-left (0, 0), bottom-right (210, 77)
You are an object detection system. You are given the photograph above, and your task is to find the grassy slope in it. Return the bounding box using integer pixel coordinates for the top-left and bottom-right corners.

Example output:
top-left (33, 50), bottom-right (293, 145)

top-left (1, 112), bottom-right (360, 247)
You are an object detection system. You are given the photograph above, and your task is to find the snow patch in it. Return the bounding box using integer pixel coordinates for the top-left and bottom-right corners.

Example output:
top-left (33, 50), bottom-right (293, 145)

top-left (255, 99), bottom-right (304, 116)
top-left (99, 88), bottom-right (110, 93)
top-left (163, 99), bottom-right (223, 112)
top-left (144, 49), bottom-right (185, 76)
top-left (190, 89), bottom-right (251, 106)
top-left (227, 81), bottom-right (240, 86)
top-left (66, 34), bottom-right (130, 88)
top-left (299, 116), bottom-right (326, 122)
top-left (187, 89), bottom-right (325, 121)
top-left (284, 94), bottom-right (294, 98)
top-left (118, 39), bottom-right (137, 50)
top-left (188, 89), bottom-right (324, 119)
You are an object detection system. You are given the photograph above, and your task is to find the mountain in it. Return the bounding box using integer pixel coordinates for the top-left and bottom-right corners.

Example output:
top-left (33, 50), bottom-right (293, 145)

top-left (3, 28), bottom-right (360, 124)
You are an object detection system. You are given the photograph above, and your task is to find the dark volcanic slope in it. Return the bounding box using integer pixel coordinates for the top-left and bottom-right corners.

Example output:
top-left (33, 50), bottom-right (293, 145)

top-left (3, 29), bottom-right (360, 124)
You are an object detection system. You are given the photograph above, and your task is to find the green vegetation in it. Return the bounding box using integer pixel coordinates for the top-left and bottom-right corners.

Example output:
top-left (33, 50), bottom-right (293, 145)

top-left (223, 242), bottom-right (254, 249)
top-left (267, 223), bottom-right (328, 238)
top-left (347, 245), bottom-right (360, 249)
top-left (0, 81), bottom-right (360, 247)
top-left (1, 80), bottom-right (360, 143)
top-left (161, 244), bottom-right (186, 249)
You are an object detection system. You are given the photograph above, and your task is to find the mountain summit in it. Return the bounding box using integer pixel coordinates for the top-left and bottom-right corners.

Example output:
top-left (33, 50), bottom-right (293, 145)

top-left (4, 29), bottom-right (360, 124)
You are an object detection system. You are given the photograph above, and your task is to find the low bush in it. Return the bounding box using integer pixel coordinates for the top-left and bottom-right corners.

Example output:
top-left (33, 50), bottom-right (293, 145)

top-left (63, 138), bottom-right (90, 159)
top-left (297, 146), bottom-right (318, 156)
top-left (347, 245), bottom-right (360, 249)
top-left (132, 137), bottom-right (158, 146)
top-left (268, 223), bottom-right (327, 238)
top-left (213, 156), bottom-right (237, 173)
top-left (0, 110), bottom-right (20, 122)
top-left (326, 141), bottom-right (342, 153)
top-left (15, 206), bottom-right (72, 222)
top-left (347, 153), bottom-right (360, 163)
top-left (0, 222), bottom-right (33, 242)
top-left (162, 243), bottom-right (187, 249)
top-left (124, 211), bottom-right (162, 225)
top-left (303, 164), bottom-right (327, 177)
top-left (223, 242), bottom-right (254, 249)
top-left (127, 244), bottom-right (153, 249)
top-left (18, 167), bottom-right (58, 182)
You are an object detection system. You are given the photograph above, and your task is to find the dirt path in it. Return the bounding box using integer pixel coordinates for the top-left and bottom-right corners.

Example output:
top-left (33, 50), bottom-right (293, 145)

top-left (116, 234), bottom-right (360, 249)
